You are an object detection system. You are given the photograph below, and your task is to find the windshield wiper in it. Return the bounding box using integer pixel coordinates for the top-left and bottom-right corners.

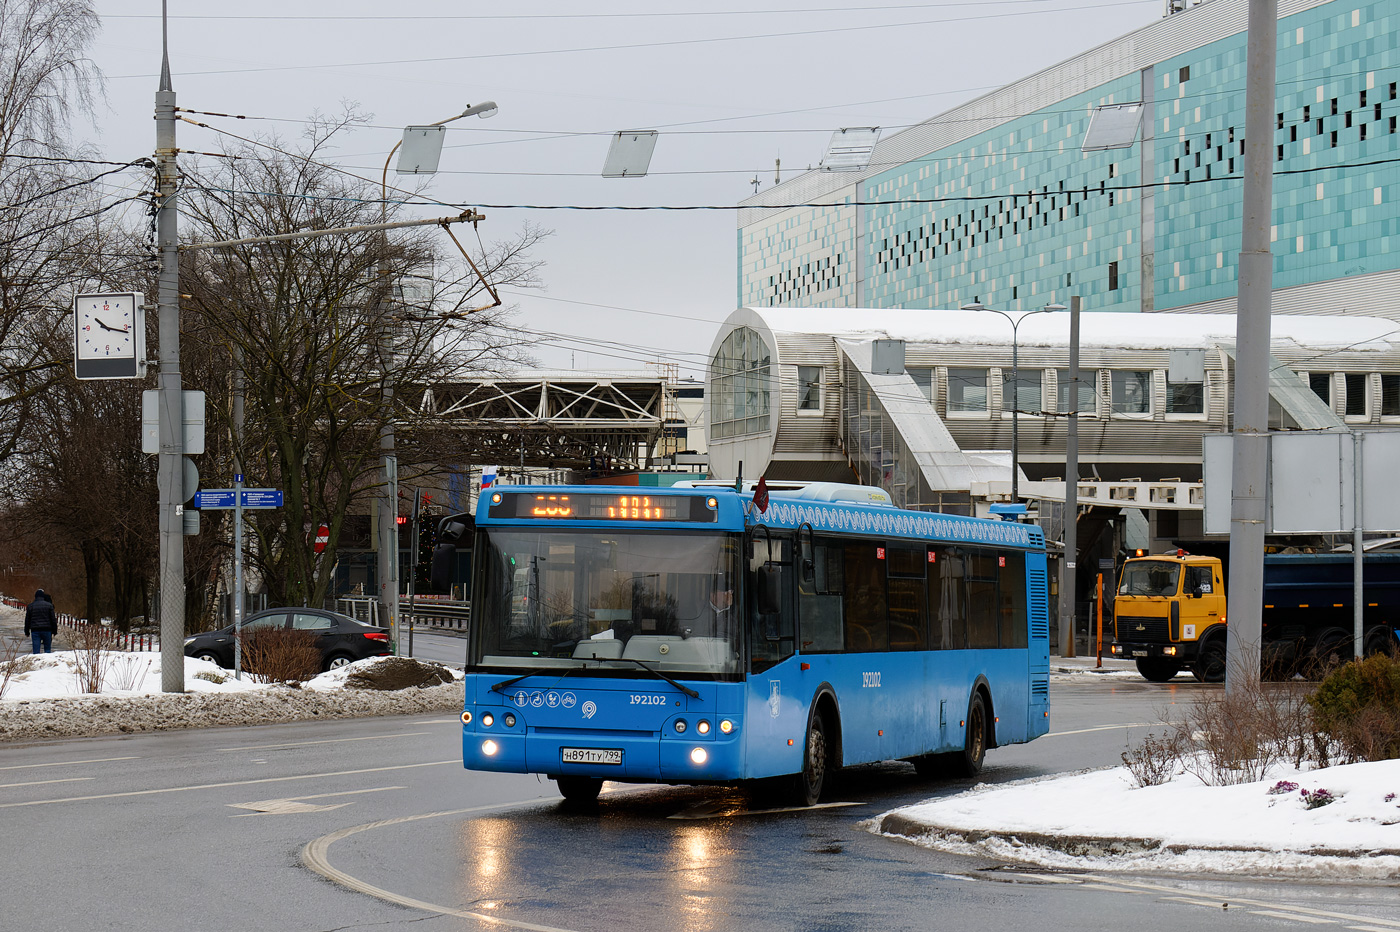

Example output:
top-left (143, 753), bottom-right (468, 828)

top-left (491, 663), bottom-right (584, 694)
top-left (613, 658), bottom-right (701, 699)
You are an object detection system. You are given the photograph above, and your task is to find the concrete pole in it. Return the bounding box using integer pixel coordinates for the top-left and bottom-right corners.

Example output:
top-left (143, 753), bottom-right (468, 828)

top-left (1353, 431), bottom-right (1364, 657)
top-left (1010, 328), bottom-right (1020, 502)
top-left (1058, 296), bottom-right (1081, 657)
top-left (1226, 0), bottom-right (1278, 695)
top-left (155, 4), bottom-right (186, 692)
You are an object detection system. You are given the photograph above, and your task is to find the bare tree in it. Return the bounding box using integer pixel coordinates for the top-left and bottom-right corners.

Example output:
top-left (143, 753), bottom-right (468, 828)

top-left (179, 115), bottom-right (544, 607)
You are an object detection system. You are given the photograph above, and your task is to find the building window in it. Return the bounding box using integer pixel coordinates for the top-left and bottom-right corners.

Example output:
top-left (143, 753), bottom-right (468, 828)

top-left (1166, 380), bottom-right (1204, 415)
top-left (709, 326), bottom-right (772, 439)
top-left (1108, 260), bottom-right (1120, 291)
top-left (909, 367), bottom-right (934, 402)
top-left (1381, 375), bottom-right (1400, 417)
top-left (1057, 369), bottom-right (1096, 415)
top-left (1008, 369), bottom-right (1042, 416)
top-left (1179, 65), bottom-right (1190, 82)
top-left (1345, 373), bottom-right (1368, 419)
top-left (1309, 373), bottom-right (1332, 407)
top-left (797, 365), bottom-right (822, 412)
top-left (947, 368), bottom-right (988, 414)
top-left (1111, 370), bottom-right (1151, 415)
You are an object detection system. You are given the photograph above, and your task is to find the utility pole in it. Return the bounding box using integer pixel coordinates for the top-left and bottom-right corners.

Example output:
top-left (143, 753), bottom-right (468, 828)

top-left (1059, 296), bottom-right (1081, 658)
top-left (155, 2), bottom-right (186, 692)
top-left (1227, 0), bottom-right (1278, 695)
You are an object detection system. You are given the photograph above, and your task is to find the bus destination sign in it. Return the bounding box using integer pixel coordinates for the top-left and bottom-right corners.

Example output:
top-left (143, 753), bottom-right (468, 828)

top-left (495, 492), bottom-right (718, 523)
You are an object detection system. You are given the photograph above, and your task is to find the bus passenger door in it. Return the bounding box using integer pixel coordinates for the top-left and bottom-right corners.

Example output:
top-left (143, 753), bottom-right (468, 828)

top-left (745, 535), bottom-right (805, 778)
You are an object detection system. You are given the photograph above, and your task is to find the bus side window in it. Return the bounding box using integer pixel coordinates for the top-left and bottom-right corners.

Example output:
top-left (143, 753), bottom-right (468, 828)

top-left (798, 541), bottom-right (844, 652)
top-left (887, 544), bottom-right (927, 651)
top-left (929, 548), bottom-right (968, 650)
top-left (843, 542), bottom-right (889, 652)
top-left (750, 539), bottom-right (795, 674)
top-left (998, 551), bottom-right (1028, 649)
top-left (966, 550), bottom-right (1000, 650)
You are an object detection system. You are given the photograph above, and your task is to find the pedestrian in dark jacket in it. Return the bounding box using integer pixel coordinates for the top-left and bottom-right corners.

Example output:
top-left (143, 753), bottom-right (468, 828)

top-left (24, 589), bottom-right (57, 654)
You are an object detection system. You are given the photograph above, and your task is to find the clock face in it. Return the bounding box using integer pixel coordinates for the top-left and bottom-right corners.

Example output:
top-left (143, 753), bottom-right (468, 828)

top-left (76, 296), bottom-right (136, 360)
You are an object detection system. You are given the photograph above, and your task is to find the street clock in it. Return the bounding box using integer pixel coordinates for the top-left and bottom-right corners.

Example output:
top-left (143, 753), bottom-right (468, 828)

top-left (74, 292), bottom-right (147, 380)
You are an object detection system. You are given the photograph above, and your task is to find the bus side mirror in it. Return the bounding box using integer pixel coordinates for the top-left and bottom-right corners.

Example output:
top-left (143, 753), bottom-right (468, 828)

top-left (429, 543), bottom-right (457, 593)
top-left (757, 564), bottom-right (782, 615)
top-left (799, 538), bottom-right (815, 582)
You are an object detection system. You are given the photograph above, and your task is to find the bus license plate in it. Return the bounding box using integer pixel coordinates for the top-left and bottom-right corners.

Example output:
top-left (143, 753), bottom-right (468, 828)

top-left (561, 747), bottom-right (622, 765)
top-left (1131, 650), bottom-right (1148, 657)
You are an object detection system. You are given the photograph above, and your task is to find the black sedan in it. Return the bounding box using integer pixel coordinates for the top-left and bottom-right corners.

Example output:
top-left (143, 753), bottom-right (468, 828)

top-left (183, 607), bottom-right (391, 671)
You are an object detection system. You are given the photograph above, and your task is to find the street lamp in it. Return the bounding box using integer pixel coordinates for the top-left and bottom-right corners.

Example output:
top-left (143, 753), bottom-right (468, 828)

top-left (960, 302), bottom-right (1067, 503)
top-left (374, 101), bottom-right (498, 650)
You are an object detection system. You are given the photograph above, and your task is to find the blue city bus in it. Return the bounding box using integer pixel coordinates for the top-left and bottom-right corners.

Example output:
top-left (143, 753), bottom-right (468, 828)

top-left (431, 482), bottom-right (1049, 805)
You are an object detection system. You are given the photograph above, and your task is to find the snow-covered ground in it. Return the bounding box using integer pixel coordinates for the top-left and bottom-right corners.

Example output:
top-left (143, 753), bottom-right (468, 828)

top-left (876, 663), bottom-right (1400, 878)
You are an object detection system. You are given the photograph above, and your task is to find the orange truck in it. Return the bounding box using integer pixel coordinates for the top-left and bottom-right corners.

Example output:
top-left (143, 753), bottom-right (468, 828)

top-left (1109, 550), bottom-right (1400, 682)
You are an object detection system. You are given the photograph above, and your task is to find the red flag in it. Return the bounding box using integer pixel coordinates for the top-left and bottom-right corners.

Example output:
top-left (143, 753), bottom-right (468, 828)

top-left (753, 476), bottom-right (769, 513)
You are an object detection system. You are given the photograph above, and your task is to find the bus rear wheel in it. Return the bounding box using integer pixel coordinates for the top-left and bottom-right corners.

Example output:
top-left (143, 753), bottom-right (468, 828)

top-left (554, 776), bottom-right (602, 804)
top-left (950, 692), bottom-right (988, 778)
top-left (1136, 658), bottom-right (1180, 682)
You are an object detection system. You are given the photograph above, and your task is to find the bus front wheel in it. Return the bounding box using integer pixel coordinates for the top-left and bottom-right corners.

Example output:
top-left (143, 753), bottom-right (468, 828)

top-left (789, 712), bottom-right (830, 807)
top-left (555, 776), bottom-right (602, 804)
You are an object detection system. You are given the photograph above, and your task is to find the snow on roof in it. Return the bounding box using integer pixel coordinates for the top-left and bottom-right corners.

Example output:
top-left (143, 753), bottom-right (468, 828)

top-left (740, 307), bottom-right (1400, 353)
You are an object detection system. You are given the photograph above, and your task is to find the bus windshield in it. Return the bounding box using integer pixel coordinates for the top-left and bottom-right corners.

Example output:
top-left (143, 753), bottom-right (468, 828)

top-left (1118, 560), bottom-right (1180, 597)
top-left (473, 529), bottom-right (741, 677)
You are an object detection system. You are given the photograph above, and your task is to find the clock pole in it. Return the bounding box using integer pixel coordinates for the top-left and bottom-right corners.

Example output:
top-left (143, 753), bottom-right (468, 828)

top-left (155, 1), bottom-right (186, 693)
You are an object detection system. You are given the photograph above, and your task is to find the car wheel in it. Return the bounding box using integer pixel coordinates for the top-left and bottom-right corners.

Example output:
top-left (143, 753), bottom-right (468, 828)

top-left (324, 653), bottom-right (354, 671)
top-left (194, 651), bottom-right (222, 666)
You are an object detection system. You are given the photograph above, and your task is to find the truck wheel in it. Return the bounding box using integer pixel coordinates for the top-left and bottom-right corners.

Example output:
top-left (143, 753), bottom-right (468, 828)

top-left (1364, 626), bottom-right (1399, 657)
top-left (1135, 658), bottom-right (1180, 682)
top-left (1305, 628), bottom-right (1353, 679)
top-left (1193, 638), bottom-right (1226, 684)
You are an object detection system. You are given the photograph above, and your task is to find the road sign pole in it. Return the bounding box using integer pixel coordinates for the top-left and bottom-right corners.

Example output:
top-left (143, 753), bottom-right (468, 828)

top-left (406, 487), bottom-right (422, 657)
top-left (234, 473), bottom-right (244, 680)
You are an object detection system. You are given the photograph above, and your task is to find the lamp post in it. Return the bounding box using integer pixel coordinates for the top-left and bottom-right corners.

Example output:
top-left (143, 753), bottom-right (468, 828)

top-left (960, 302), bottom-right (1066, 503)
top-left (374, 101), bottom-right (498, 650)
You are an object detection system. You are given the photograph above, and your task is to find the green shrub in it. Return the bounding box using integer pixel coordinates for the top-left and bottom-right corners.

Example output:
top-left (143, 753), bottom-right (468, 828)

top-left (1307, 652), bottom-right (1400, 763)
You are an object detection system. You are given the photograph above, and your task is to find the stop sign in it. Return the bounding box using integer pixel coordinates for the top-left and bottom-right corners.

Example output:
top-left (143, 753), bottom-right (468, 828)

top-left (313, 524), bottom-right (330, 554)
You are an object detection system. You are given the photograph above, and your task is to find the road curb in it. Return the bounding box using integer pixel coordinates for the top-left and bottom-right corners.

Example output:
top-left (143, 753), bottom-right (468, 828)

top-left (876, 812), bottom-right (1400, 860)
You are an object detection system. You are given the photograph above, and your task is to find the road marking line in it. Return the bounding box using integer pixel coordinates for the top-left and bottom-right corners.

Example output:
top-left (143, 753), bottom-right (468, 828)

top-left (1249, 911), bottom-right (1335, 924)
top-left (1047, 723), bottom-right (1153, 737)
top-left (1160, 896), bottom-right (1230, 908)
top-left (302, 800), bottom-right (584, 932)
top-left (0, 760), bottom-right (458, 808)
top-left (669, 800), bottom-right (864, 820)
top-left (0, 777), bottom-right (92, 789)
top-left (229, 786), bottom-right (404, 816)
top-left (1078, 875), bottom-right (1400, 928)
top-left (1348, 926), bottom-right (1400, 931)
top-left (0, 756), bottom-right (139, 771)
top-left (218, 732), bottom-right (429, 751)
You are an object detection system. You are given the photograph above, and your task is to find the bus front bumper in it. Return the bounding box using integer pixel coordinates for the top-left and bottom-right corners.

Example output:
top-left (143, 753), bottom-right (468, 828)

top-left (463, 728), bottom-right (746, 783)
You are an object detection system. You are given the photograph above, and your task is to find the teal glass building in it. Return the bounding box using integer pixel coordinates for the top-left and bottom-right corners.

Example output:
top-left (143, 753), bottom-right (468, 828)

top-left (737, 0), bottom-right (1400, 320)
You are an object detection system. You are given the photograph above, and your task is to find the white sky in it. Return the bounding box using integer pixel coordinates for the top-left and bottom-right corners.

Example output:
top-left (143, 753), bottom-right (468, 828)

top-left (80, 0), bottom-right (1164, 377)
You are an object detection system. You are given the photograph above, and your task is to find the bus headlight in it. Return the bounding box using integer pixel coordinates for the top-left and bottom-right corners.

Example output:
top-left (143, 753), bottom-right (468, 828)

top-left (482, 740), bottom-right (499, 756)
top-left (696, 720), bottom-right (711, 735)
top-left (481, 712), bottom-right (495, 728)
top-left (461, 710), bottom-right (473, 725)
top-left (674, 719), bottom-right (687, 734)
top-left (690, 747), bottom-right (708, 765)
top-left (719, 719), bottom-right (734, 734)
top-left (504, 713), bottom-right (517, 728)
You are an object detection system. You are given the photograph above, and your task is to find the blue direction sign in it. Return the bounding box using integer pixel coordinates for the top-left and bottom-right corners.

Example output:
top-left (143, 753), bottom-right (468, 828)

top-left (193, 489), bottom-right (236, 509)
top-left (241, 489), bottom-right (283, 509)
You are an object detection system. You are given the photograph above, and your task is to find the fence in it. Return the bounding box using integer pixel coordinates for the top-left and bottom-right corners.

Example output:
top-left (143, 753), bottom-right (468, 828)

top-left (58, 615), bottom-right (160, 652)
top-left (332, 597), bottom-right (471, 631)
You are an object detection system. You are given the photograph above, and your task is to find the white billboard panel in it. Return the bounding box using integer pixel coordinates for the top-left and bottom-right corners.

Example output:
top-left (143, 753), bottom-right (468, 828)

top-left (1269, 432), bottom-right (1351, 533)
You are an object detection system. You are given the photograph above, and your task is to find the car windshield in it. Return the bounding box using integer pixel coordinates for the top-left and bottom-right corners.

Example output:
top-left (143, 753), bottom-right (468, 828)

top-left (472, 529), bottom-right (740, 677)
top-left (1118, 560), bottom-right (1180, 597)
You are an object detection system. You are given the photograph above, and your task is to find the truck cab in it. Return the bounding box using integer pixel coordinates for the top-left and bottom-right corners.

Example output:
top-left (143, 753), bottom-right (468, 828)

top-left (1110, 551), bottom-right (1228, 682)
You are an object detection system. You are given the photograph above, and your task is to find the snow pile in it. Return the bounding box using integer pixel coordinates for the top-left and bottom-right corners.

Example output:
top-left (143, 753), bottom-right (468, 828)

top-left (875, 759), bottom-right (1400, 877)
top-left (0, 651), bottom-right (464, 743)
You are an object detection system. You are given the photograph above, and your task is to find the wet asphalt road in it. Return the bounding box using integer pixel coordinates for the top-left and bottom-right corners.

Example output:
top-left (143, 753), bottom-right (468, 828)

top-left (2, 673), bottom-right (1396, 932)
